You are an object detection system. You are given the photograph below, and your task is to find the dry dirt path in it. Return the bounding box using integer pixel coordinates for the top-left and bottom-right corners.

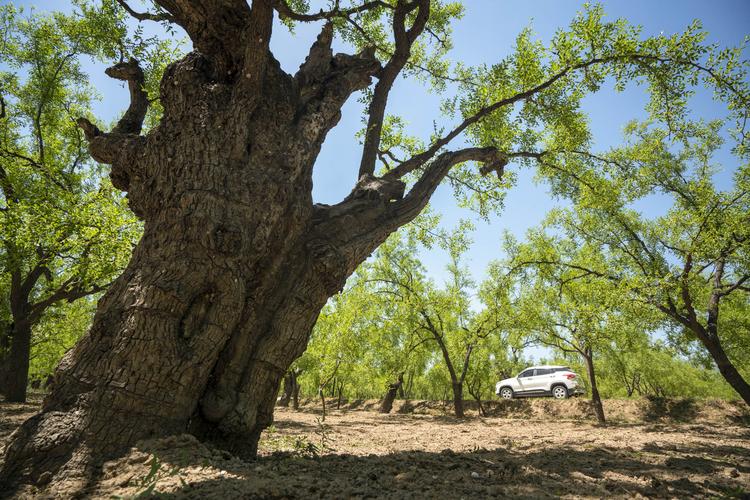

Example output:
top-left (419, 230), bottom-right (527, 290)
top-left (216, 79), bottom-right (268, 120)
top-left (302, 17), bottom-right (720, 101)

top-left (2, 398), bottom-right (749, 498)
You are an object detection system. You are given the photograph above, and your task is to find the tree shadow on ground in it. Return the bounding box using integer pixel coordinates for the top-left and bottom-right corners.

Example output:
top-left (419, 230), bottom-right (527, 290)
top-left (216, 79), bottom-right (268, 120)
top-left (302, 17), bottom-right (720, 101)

top-left (639, 397), bottom-right (699, 423)
top-left (127, 440), bottom-right (747, 499)
top-left (273, 413), bottom-right (476, 433)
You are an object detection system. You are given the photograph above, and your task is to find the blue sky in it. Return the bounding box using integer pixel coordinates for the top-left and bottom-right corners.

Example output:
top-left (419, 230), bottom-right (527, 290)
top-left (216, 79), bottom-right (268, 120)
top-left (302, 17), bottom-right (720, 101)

top-left (7, 0), bottom-right (749, 294)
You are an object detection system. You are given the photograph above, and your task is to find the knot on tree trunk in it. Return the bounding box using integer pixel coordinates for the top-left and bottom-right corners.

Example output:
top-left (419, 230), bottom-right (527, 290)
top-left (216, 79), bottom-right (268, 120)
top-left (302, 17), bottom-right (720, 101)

top-left (307, 238), bottom-right (348, 294)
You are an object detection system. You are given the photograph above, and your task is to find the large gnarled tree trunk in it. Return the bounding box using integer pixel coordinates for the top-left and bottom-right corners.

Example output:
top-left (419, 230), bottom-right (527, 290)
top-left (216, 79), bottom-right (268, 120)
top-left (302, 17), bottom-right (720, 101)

top-left (0, 0), bottom-right (513, 490)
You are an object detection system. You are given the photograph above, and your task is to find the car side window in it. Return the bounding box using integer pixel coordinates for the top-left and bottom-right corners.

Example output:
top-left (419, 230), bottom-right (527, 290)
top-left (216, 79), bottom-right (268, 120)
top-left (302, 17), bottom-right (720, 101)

top-left (535, 368), bottom-right (551, 376)
top-left (518, 370), bottom-right (534, 378)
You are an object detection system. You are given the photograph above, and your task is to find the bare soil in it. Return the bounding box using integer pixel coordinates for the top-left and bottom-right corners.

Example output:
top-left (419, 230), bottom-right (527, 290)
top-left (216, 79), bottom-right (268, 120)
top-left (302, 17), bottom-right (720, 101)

top-left (2, 395), bottom-right (749, 498)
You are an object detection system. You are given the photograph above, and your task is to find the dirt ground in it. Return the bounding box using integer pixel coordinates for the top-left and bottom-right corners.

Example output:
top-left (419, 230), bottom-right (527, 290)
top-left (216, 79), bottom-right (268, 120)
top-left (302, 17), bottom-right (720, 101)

top-left (2, 395), bottom-right (749, 499)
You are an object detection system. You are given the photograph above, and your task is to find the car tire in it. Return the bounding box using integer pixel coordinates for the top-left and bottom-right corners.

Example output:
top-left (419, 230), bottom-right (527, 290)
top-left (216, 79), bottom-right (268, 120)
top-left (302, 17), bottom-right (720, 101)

top-left (551, 385), bottom-right (568, 399)
top-left (499, 387), bottom-right (514, 400)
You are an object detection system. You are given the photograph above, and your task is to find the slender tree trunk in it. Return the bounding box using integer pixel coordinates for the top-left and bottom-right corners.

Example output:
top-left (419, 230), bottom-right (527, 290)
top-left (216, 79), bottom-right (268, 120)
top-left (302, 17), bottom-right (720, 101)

top-left (0, 321), bottom-right (32, 403)
top-left (700, 331), bottom-right (750, 405)
top-left (623, 372), bottom-right (634, 397)
top-left (403, 371), bottom-right (413, 398)
top-left (278, 372), bottom-right (295, 407)
top-left (583, 351), bottom-right (605, 424)
top-left (379, 373), bottom-right (403, 414)
top-left (292, 375), bottom-right (300, 410)
top-left (319, 386), bottom-right (327, 422)
top-left (467, 383), bottom-right (485, 416)
top-left (279, 370), bottom-right (299, 408)
top-left (336, 382), bottom-right (343, 409)
top-left (633, 373), bottom-right (643, 396)
top-left (678, 264), bottom-right (750, 405)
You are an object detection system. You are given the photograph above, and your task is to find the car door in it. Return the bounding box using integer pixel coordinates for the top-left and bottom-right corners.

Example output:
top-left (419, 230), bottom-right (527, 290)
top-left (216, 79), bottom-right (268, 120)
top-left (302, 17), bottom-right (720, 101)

top-left (530, 368), bottom-right (552, 391)
top-left (516, 369), bottom-right (536, 393)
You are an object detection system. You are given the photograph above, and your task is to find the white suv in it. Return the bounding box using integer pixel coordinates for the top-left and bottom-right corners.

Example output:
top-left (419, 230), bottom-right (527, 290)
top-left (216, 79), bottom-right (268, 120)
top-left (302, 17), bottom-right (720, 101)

top-left (495, 365), bottom-right (583, 400)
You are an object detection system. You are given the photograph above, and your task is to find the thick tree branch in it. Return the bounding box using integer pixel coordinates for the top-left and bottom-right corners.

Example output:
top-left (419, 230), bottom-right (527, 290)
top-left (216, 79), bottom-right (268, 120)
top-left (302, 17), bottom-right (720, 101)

top-left (19, 263), bottom-right (50, 304)
top-left (306, 148), bottom-right (504, 255)
top-left (458, 344), bottom-right (474, 385)
top-left (241, 0), bottom-right (275, 88)
top-left (274, 0), bottom-right (392, 22)
top-left (296, 22), bottom-right (335, 86)
top-left (28, 280), bottom-right (109, 325)
top-left (358, 0), bottom-right (430, 178)
top-left (107, 59), bottom-right (149, 135)
top-left (77, 59), bottom-right (149, 194)
top-left (385, 146), bottom-right (505, 228)
top-left (651, 300), bottom-right (695, 334)
top-left (343, 15), bottom-right (477, 88)
top-left (115, 0), bottom-right (174, 22)
top-left (295, 41), bottom-right (381, 149)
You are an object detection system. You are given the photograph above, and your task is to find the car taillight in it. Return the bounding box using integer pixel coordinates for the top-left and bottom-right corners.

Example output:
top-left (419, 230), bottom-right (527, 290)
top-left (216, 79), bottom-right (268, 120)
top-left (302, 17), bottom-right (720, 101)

top-left (565, 374), bottom-right (576, 380)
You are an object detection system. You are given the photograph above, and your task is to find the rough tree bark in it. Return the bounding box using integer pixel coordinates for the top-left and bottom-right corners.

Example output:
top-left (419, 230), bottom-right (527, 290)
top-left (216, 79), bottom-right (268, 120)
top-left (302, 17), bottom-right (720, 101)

top-left (0, 0), bottom-right (525, 490)
top-left (379, 372), bottom-right (403, 413)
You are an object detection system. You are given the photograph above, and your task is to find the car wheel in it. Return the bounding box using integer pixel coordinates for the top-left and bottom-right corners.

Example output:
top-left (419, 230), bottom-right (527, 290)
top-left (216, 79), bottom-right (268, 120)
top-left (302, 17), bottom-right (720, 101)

top-left (499, 387), bottom-right (513, 400)
top-left (552, 385), bottom-right (568, 399)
